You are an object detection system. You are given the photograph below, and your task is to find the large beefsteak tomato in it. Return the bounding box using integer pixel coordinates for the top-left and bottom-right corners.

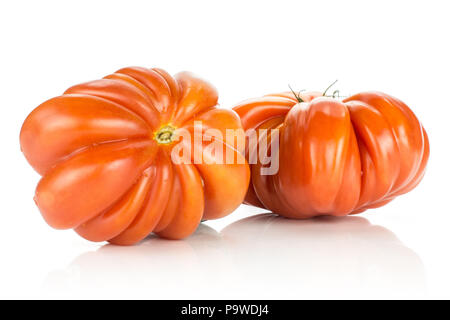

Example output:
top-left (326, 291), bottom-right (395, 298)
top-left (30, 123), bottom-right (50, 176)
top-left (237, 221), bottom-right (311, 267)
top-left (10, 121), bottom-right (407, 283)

top-left (20, 67), bottom-right (250, 245)
top-left (233, 90), bottom-right (429, 218)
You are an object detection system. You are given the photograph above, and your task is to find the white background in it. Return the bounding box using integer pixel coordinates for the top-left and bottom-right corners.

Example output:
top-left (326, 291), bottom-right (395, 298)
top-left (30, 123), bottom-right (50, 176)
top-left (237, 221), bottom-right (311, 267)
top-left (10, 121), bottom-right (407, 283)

top-left (0, 0), bottom-right (449, 299)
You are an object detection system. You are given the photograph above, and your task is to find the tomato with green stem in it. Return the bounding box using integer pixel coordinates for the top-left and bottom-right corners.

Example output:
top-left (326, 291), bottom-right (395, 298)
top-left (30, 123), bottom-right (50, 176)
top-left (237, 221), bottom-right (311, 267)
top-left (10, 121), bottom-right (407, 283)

top-left (233, 84), bottom-right (429, 218)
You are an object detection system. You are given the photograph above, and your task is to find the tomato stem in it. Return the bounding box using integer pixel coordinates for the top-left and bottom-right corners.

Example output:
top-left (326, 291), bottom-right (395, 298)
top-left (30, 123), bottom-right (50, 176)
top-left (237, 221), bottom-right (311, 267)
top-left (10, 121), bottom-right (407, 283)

top-left (288, 85), bottom-right (305, 103)
top-left (323, 79), bottom-right (338, 97)
top-left (154, 124), bottom-right (177, 145)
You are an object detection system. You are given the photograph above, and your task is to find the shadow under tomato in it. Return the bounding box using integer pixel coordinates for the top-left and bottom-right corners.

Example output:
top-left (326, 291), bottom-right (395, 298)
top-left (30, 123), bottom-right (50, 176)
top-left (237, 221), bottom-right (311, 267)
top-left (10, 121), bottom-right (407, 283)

top-left (43, 224), bottom-right (230, 299)
top-left (43, 214), bottom-right (425, 299)
top-left (221, 214), bottom-right (425, 299)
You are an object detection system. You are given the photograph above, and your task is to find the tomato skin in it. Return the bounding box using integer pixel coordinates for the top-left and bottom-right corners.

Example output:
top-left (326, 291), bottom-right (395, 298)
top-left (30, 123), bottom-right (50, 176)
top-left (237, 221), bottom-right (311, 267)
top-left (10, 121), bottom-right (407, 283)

top-left (233, 91), bottom-right (429, 218)
top-left (20, 67), bottom-right (250, 245)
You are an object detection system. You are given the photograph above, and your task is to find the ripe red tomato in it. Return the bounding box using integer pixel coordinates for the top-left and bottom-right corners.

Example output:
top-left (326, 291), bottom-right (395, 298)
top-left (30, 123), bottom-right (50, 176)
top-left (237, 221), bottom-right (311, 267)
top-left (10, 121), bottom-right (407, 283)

top-left (20, 67), bottom-right (250, 245)
top-left (233, 91), bottom-right (429, 218)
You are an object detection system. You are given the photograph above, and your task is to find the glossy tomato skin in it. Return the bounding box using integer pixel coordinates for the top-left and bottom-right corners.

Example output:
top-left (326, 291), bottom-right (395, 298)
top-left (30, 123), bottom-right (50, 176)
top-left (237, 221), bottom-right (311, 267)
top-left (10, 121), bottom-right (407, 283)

top-left (233, 91), bottom-right (429, 218)
top-left (20, 67), bottom-right (250, 245)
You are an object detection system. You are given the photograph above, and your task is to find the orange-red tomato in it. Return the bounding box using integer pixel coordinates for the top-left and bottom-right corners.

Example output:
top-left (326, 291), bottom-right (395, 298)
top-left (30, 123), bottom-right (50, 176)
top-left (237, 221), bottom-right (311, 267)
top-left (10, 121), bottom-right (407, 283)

top-left (233, 91), bottom-right (429, 218)
top-left (20, 67), bottom-right (250, 245)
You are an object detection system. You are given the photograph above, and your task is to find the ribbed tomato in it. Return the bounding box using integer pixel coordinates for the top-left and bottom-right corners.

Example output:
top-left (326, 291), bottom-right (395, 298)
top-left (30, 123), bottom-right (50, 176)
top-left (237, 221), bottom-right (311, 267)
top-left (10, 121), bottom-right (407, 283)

top-left (20, 67), bottom-right (250, 245)
top-left (233, 91), bottom-right (429, 218)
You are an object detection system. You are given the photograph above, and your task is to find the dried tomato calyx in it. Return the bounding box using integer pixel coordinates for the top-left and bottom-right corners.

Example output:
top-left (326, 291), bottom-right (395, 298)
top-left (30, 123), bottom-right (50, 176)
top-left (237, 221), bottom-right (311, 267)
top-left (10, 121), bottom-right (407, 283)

top-left (154, 124), bottom-right (177, 145)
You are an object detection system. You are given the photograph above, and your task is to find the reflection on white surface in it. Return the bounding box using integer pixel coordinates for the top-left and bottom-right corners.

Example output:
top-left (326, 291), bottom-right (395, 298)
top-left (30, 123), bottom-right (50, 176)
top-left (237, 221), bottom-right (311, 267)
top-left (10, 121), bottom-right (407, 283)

top-left (43, 214), bottom-right (425, 299)
top-left (222, 214), bottom-right (425, 299)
